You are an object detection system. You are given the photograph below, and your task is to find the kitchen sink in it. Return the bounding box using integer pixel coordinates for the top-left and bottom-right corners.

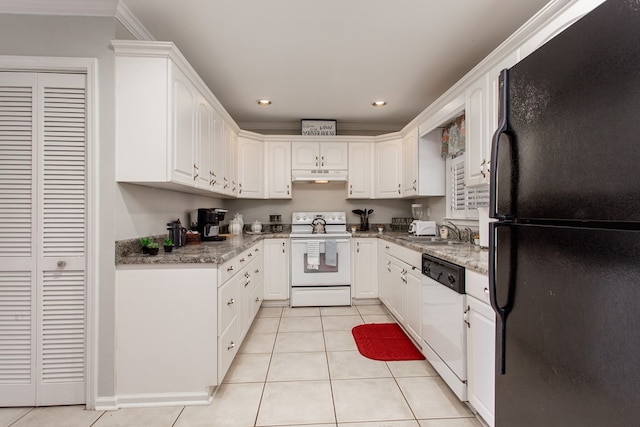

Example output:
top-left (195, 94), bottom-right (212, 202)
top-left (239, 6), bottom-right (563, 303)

top-left (400, 236), bottom-right (465, 245)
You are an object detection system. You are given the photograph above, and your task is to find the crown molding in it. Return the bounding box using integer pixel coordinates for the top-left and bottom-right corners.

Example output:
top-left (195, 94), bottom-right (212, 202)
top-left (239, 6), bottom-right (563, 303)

top-left (115, 1), bottom-right (155, 41)
top-left (238, 121), bottom-right (402, 134)
top-left (0, 0), bottom-right (118, 16)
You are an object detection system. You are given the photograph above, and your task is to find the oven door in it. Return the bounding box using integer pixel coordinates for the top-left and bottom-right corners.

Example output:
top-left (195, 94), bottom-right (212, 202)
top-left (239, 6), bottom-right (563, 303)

top-left (290, 237), bottom-right (351, 286)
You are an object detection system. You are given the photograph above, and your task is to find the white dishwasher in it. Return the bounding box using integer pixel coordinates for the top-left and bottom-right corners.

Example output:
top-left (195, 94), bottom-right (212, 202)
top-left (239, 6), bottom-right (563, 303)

top-left (421, 253), bottom-right (467, 400)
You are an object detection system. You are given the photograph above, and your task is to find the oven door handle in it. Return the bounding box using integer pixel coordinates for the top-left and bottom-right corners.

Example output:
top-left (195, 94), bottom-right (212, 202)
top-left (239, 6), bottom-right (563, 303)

top-left (292, 239), bottom-right (351, 244)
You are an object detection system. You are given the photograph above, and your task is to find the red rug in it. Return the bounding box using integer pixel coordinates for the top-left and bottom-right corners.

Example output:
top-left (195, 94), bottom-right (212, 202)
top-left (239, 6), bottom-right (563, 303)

top-left (352, 323), bottom-right (425, 361)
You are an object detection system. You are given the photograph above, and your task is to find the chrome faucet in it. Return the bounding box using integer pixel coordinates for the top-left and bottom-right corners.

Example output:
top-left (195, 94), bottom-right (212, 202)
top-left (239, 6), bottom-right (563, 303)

top-left (442, 221), bottom-right (461, 241)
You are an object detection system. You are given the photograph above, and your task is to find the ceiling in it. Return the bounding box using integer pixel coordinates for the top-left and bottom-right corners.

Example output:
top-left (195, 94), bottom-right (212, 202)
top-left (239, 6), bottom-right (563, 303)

top-left (120, 0), bottom-right (551, 134)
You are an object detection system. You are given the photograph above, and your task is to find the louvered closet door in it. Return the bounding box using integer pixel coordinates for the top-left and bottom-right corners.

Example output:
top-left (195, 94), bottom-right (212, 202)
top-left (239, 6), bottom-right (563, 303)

top-left (0, 73), bottom-right (38, 406)
top-left (0, 72), bottom-right (87, 406)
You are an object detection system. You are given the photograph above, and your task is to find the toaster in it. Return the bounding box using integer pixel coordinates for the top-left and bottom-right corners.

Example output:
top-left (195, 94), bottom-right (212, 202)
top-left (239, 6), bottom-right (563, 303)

top-left (409, 220), bottom-right (437, 236)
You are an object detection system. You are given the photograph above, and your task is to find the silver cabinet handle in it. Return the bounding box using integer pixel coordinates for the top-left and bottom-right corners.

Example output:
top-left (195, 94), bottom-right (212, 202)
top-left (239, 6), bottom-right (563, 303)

top-left (255, 297), bottom-right (260, 302)
top-left (286, 184), bottom-right (290, 195)
top-left (57, 260), bottom-right (66, 268)
top-left (398, 183), bottom-right (401, 194)
top-left (227, 341), bottom-right (235, 351)
top-left (227, 298), bottom-right (235, 305)
top-left (227, 265), bottom-right (234, 272)
top-left (193, 163), bottom-right (199, 180)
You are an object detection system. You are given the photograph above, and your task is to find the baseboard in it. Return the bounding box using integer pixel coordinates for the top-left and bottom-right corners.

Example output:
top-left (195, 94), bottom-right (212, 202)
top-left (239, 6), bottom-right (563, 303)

top-left (96, 390), bottom-right (214, 410)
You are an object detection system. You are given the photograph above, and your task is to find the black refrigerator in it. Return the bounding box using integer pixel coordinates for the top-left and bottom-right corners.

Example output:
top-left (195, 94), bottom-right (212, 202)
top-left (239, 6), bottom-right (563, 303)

top-left (489, 1), bottom-right (640, 425)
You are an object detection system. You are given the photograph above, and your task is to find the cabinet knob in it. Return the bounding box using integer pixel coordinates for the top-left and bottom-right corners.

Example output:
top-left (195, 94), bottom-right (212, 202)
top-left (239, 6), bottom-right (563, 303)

top-left (227, 298), bottom-right (235, 305)
top-left (57, 260), bottom-right (67, 268)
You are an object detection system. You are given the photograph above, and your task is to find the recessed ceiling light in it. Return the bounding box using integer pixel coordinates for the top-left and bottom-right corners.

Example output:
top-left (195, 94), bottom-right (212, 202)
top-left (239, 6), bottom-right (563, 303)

top-left (372, 100), bottom-right (387, 107)
top-left (256, 99), bottom-right (272, 106)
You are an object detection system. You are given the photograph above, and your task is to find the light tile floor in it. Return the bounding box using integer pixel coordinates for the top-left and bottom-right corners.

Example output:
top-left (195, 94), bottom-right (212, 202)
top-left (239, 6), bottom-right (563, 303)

top-left (0, 305), bottom-right (484, 427)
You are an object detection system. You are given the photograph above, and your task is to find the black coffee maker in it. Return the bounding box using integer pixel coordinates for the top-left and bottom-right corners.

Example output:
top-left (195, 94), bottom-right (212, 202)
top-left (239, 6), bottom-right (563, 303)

top-left (197, 208), bottom-right (228, 241)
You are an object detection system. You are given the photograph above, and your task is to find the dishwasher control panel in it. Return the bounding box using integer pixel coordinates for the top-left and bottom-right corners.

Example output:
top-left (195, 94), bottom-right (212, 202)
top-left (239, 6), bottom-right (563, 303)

top-left (422, 253), bottom-right (465, 294)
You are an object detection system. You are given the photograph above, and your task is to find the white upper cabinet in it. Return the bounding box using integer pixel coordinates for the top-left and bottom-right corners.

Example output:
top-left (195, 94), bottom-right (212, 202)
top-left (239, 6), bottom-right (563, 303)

top-left (267, 141), bottom-right (292, 199)
top-left (171, 66), bottom-right (199, 186)
top-left (402, 129), bottom-right (418, 197)
top-left (402, 127), bottom-right (445, 198)
top-left (292, 141), bottom-right (348, 170)
top-left (113, 40), bottom-right (237, 197)
top-left (237, 136), bottom-right (264, 199)
top-left (374, 138), bottom-right (402, 198)
top-left (465, 51), bottom-right (518, 187)
top-left (224, 123), bottom-right (238, 196)
top-left (347, 142), bottom-right (372, 199)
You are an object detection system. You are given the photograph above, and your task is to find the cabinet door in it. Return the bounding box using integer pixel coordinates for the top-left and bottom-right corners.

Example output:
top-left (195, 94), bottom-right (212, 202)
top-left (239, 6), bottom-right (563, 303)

top-left (292, 142), bottom-right (319, 169)
top-left (196, 97), bottom-right (214, 189)
top-left (352, 238), bottom-right (378, 299)
top-left (263, 239), bottom-right (290, 300)
top-left (209, 110), bottom-right (225, 193)
top-left (171, 66), bottom-right (197, 186)
top-left (223, 123), bottom-right (237, 196)
top-left (467, 295), bottom-right (496, 427)
top-left (374, 139), bottom-right (402, 198)
top-left (390, 259), bottom-right (406, 324)
top-left (464, 75), bottom-right (488, 187)
top-left (347, 142), bottom-right (372, 198)
top-left (402, 129), bottom-right (418, 197)
top-left (320, 142), bottom-right (348, 170)
top-left (237, 137), bottom-right (264, 198)
top-left (465, 51), bottom-right (519, 187)
top-left (378, 243), bottom-right (393, 308)
top-left (405, 267), bottom-right (422, 344)
top-left (267, 141), bottom-right (292, 199)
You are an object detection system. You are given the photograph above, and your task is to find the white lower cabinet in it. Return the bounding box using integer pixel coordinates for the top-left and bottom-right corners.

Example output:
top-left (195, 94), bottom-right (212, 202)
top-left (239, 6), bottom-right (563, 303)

top-left (217, 242), bottom-right (263, 382)
top-left (352, 238), bottom-right (378, 299)
top-left (377, 240), bottom-right (422, 344)
top-left (263, 238), bottom-right (290, 302)
top-left (116, 266), bottom-right (218, 406)
top-left (465, 270), bottom-right (495, 427)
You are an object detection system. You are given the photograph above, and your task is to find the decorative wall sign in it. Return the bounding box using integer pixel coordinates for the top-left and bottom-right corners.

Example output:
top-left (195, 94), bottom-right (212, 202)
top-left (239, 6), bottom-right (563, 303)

top-left (301, 119), bottom-right (337, 136)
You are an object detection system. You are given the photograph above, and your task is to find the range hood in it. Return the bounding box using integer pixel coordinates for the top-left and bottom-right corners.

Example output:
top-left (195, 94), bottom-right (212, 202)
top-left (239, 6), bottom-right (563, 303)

top-left (291, 169), bottom-right (348, 183)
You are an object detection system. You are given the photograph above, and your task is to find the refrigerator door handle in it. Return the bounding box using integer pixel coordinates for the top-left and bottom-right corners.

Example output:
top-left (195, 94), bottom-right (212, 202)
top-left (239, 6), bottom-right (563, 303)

top-left (489, 69), bottom-right (515, 221)
top-left (489, 221), bottom-right (516, 375)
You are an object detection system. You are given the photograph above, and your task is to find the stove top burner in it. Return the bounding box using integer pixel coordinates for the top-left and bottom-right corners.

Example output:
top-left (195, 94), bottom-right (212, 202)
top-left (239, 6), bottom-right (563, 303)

top-left (290, 211), bottom-right (348, 236)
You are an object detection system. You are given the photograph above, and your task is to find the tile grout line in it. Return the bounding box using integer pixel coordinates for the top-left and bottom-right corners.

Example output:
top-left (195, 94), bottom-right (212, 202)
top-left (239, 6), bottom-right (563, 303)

top-left (252, 308), bottom-right (282, 427)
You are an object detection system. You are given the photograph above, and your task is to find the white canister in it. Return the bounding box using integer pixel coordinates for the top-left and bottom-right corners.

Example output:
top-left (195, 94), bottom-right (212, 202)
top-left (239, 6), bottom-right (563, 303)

top-left (251, 220), bottom-right (262, 233)
top-left (229, 219), bottom-right (242, 235)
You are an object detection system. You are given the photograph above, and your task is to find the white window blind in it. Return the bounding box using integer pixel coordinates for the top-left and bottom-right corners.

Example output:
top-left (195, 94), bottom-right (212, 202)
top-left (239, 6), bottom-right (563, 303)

top-left (449, 156), bottom-right (489, 218)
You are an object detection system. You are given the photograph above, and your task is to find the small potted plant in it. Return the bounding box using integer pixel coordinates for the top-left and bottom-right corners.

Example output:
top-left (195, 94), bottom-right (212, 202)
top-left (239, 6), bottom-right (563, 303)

top-left (139, 237), bottom-right (152, 254)
top-left (163, 238), bottom-right (174, 253)
top-left (146, 242), bottom-right (160, 256)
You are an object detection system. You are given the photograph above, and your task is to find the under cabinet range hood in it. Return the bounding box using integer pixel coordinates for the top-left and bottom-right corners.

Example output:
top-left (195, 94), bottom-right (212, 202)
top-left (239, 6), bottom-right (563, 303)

top-left (291, 169), bottom-right (348, 183)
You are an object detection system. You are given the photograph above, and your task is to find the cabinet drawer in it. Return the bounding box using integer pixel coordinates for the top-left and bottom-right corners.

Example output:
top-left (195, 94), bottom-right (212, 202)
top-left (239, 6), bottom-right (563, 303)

top-left (218, 276), bottom-right (239, 334)
top-left (466, 269), bottom-right (490, 305)
top-left (219, 242), bottom-right (262, 284)
top-left (380, 241), bottom-right (422, 269)
top-left (218, 317), bottom-right (239, 383)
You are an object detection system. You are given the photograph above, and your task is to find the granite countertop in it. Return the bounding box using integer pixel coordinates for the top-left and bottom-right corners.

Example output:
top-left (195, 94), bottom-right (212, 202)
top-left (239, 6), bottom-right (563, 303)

top-left (115, 233), bottom-right (290, 266)
top-left (116, 231), bottom-right (488, 275)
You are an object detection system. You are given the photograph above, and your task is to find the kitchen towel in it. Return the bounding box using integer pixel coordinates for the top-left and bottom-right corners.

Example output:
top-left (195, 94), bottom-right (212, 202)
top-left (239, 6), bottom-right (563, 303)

top-left (325, 239), bottom-right (337, 266)
top-left (306, 240), bottom-right (320, 270)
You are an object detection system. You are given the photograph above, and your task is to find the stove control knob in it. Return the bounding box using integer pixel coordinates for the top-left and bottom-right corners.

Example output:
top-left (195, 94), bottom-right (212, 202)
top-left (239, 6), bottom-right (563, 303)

top-left (447, 274), bottom-right (456, 284)
top-left (296, 215), bottom-right (301, 221)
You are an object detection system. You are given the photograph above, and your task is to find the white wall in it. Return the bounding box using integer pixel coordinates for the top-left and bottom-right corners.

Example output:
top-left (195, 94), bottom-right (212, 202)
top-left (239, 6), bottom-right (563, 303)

top-left (0, 13), bottom-right (119, 403)
top-left (227, 182), bottom-right (413, 227)
top-left (116, 183), bottom-right (229, 239)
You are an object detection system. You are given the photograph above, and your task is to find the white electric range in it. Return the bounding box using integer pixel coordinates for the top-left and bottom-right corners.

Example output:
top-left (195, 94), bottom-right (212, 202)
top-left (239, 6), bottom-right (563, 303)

top-left (289, 211), bottom-right (352, 307)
